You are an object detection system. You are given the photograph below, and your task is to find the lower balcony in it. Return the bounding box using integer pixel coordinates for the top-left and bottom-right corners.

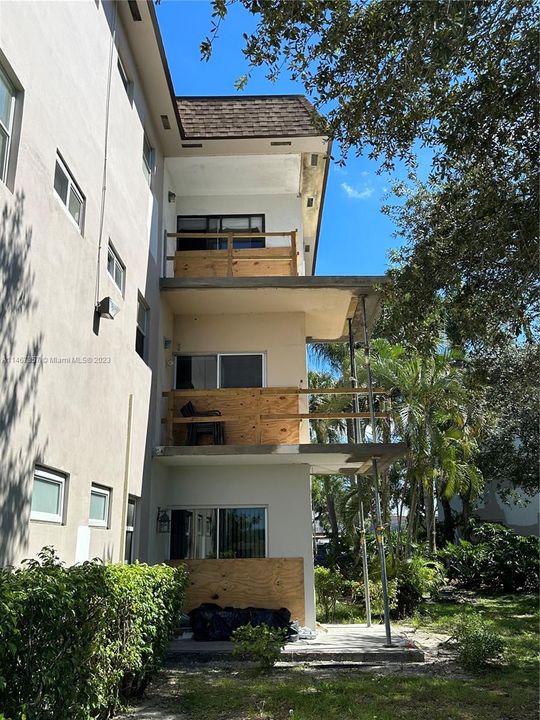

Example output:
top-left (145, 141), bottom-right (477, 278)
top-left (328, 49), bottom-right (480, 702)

top-left (162, 387), bottom-right (390, 447)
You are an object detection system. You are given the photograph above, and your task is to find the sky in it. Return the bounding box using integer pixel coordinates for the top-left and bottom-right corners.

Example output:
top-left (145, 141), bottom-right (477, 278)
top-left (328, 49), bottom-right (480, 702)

top-left (155, 0), bottom-right (401, 277)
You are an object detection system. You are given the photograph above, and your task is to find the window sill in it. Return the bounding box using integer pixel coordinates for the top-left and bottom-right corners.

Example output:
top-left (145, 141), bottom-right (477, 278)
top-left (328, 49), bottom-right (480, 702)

top-left (30, 514), bottom-right (63, 524)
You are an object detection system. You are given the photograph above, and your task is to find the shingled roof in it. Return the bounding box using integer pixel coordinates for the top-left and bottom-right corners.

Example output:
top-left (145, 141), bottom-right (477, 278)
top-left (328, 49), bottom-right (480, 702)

top-left (176, 95), bottom-right (321, 140)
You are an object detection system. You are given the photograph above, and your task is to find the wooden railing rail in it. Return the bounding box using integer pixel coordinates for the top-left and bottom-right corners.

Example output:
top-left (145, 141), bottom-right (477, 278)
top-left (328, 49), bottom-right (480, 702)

top-left (166, 230), bottom-right (299, 277)
top-left (162, 386), bottom-right (391, 446)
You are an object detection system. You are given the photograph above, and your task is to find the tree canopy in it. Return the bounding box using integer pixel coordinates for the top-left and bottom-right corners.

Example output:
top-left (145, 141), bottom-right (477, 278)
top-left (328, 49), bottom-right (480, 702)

top-left (204, 0), bottom-right (539, 347)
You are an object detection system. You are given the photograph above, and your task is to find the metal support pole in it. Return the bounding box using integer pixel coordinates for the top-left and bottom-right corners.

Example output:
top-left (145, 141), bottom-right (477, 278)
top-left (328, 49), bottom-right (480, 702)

top-left (360, 296), bottom-right (393, 646)
top-left (348, 318), bottom-right (372, 627)
top-left (358, 499), bottom-right (372, 626)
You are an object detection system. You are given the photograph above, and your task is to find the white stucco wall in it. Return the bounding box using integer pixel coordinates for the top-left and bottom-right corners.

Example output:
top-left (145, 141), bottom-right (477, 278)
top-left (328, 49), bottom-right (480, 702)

top-left (172, 312), bottom-right (307, 387)
top-left (0, 1), bottom-right (164, 565)
top-left (149, 462), bottom-right (316, 627)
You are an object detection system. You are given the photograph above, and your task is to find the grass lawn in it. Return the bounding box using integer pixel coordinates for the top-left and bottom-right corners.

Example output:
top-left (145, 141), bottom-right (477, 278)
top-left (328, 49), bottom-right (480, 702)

top-left (131, 594), bottom-right (539, 720)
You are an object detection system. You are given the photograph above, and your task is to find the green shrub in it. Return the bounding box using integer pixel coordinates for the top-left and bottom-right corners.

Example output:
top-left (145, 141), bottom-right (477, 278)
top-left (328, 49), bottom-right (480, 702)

top-left (0, 547), bottom-right (188, 720)
top-left (452, 613), bottom-right (505, 670)
top-left (377, 554), bottom-right (446, 618)
top-left (439, 522), bottom-right (539, 592)
top-left (347, 578), bottom-right (398, 621)
top-left (314, 566), bottom-right (347, 622)
top-left (231, 624), bottom-right (287, 671)
top-left (394, 555), bottom-right (446, 617)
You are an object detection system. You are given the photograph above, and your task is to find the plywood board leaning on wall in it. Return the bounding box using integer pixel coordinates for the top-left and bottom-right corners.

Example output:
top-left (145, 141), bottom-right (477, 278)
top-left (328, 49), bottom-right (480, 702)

top-left (168, 557), bottom-right (305, 625)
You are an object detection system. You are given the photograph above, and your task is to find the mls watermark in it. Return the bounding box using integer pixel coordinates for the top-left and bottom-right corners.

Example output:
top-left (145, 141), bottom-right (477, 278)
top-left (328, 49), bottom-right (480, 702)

top-left (2, 356), bottom-right (112, 364)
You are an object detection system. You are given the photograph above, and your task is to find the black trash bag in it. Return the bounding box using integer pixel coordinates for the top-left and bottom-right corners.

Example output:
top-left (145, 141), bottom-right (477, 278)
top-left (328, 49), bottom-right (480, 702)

top-left (247, 606), bottom-right (291, 631)
top-left (188, 603), bottom-right (222, 641)
top-left (188, 603), bottom-right (294, 641)
top-left (208, 606), bottom-right (251, 641)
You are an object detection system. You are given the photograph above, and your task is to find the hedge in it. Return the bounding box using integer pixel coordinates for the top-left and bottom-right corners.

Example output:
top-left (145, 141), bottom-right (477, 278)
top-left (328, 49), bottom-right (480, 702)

top-left (439, 522), bottom-right (539, 593)
top-left (0, 547), bottom-right (188, 720)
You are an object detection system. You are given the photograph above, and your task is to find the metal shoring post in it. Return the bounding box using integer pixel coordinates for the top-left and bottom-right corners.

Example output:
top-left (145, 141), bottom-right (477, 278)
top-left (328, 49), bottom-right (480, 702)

top-left (360, 295), bottom-right (393, 646)
top-left (348, 318), bottom-right (372, 627)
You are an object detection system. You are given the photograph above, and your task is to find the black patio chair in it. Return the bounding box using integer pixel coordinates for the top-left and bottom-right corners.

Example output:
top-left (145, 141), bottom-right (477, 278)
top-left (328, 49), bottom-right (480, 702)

top-left (180, 401), bottom-right (224, 445)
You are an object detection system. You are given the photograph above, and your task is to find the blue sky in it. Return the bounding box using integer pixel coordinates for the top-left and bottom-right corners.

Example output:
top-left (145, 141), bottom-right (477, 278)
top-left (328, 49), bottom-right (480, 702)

top-left (156, 0), bottom-right (401, 277)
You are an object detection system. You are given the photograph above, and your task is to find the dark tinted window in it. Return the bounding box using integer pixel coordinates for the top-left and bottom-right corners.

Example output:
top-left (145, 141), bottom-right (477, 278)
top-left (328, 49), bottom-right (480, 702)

top-left (219, 354), bottom-right (263, 388)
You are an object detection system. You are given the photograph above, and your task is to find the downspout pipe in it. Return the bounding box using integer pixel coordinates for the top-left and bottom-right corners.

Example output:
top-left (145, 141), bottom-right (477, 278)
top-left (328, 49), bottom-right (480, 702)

top-left (94, 1), bottom-right (117, 313)
top-left (360, 295), bottom-right (393, 646)
top-left (347, 318), bottom-right (372, 627)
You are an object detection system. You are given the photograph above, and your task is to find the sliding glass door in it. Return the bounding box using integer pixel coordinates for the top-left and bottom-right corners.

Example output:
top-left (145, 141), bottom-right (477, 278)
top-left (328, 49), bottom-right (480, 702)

top-left (170, 506), bottom-right (267, 560)
top-left (175, 353), bottom-right (264, 390)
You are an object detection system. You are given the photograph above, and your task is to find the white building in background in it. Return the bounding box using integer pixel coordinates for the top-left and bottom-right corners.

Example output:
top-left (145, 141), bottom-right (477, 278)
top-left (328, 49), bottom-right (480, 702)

top-left (0, 0), bottom-right (401, 626)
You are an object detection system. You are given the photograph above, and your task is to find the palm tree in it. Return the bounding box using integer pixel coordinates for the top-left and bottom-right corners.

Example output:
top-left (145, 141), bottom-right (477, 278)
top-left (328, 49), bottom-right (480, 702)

top-left (308, 370), bottom-right (349, 557)
top-left (369, 340), bottom-right (483, 554)
top-left (308, 339), bottom-right (484, 555)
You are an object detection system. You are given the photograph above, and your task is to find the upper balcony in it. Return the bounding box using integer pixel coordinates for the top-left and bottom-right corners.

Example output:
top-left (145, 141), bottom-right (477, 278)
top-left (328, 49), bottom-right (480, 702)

top-left (166, 229), bottom-right (299, 279)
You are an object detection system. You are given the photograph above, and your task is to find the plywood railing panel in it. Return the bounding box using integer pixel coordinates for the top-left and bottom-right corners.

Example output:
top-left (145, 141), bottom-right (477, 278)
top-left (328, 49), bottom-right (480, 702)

top-left (162, 386), bottom-right (393, 446)
top-left (167, 557), bottom-right (305, 623)
top-left (170, 230), bottom-right (298, 278)
top-left (169, 389), bottom-right (300, 446)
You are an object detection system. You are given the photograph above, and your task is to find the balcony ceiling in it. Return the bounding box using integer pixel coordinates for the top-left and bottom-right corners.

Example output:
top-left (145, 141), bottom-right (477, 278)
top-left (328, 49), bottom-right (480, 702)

top-left (153, 443), bottom-right (406, 476)
top-left (166, 154), bottom-right (301, 196)
top-left (160, 276), bottom-right (386, 341)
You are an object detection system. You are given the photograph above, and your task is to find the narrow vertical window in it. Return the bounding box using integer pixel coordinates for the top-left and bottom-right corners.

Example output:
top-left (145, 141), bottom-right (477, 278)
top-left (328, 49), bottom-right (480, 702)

top-left (89, 484), bottom-right (111, 527)
top-left (0, 65), bottom-right (15, 183)
top-left (53, 154), bottom-right (85, 230)
top-left (136, 294), bottom-right (149, 360)
top-left (124, 497), bottom-right (137, 563)
top-left (107, 242), bottom-right (126, 295)
top-left (142, 132), bottom-right (153, 184)
top-left (117, 55), bottom-right (129, 93)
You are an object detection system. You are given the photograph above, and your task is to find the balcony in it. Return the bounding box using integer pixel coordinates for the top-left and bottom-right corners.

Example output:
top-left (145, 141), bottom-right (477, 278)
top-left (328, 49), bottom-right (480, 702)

top-left (166, 230), bottom-right (299, 278)
top-left (162, 387), bottom-right (391, 447)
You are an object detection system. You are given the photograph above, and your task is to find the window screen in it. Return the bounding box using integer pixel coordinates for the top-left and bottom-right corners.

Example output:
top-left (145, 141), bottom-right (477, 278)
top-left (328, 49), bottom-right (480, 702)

top-left (219, 354), bottom-right (263, 388)
top-left (176, 355), bottom-right (217, 389)
top-left (170, 508), bottom-right (217, 560)
top-left (219, 508), bottom-right (266, 558)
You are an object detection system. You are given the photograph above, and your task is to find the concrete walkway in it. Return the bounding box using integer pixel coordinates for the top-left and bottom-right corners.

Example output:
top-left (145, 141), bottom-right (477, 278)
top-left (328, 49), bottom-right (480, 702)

top-left (168, 624), bottom-right (424, 664)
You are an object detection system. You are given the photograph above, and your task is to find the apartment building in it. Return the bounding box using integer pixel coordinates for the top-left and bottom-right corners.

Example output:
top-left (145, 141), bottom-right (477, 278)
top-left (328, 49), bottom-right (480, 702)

top-left (0, 0), bottom-right (175, 565)
top-left (0, 1), bottom-right (401, 627)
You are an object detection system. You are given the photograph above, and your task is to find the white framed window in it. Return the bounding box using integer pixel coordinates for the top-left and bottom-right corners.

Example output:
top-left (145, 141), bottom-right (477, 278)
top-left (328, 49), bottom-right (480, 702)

top-left (117, 54), bottom-right (133, 101)
top-left (124, 496), bottom-right (137, 563)
top-left (89, 484), bottom-right (111, 528)
top-left (136, 293), bottom-right (149, 360)
top-left (53, 154), bottom-right (85, 230)
top-left (142, 131), bottom-right (153, 184)
top-left (107, 241), bottom-right (125, 295)
top-left (0, 64), bottom-right (15, 184)
top-left (169, 506), bottom-right (267, 560)
top-left (30, 467), bottom-right (66, 523)
top-left (175, 352), bottom-right (265, 390)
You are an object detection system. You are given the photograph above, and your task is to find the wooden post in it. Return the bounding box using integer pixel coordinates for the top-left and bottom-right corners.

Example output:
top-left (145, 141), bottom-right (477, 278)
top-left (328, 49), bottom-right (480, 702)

top-left (167, 392), bottom-right (174, 445)
top-left (290, 229), bottom-right (298, 276)
top-left (227, 232), bottom-right (233, 277)
top-left (256, 389), bottom-right (262, 443)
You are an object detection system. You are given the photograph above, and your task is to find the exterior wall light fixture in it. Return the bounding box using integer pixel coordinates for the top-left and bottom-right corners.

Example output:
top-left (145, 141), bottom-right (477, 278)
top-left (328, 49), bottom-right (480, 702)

top-left (156, 507), bottom-right (171, 533)
top-left (168, 191), bottom-right (176, 203)
top-left (96, 296), bottom-right (120, 320)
